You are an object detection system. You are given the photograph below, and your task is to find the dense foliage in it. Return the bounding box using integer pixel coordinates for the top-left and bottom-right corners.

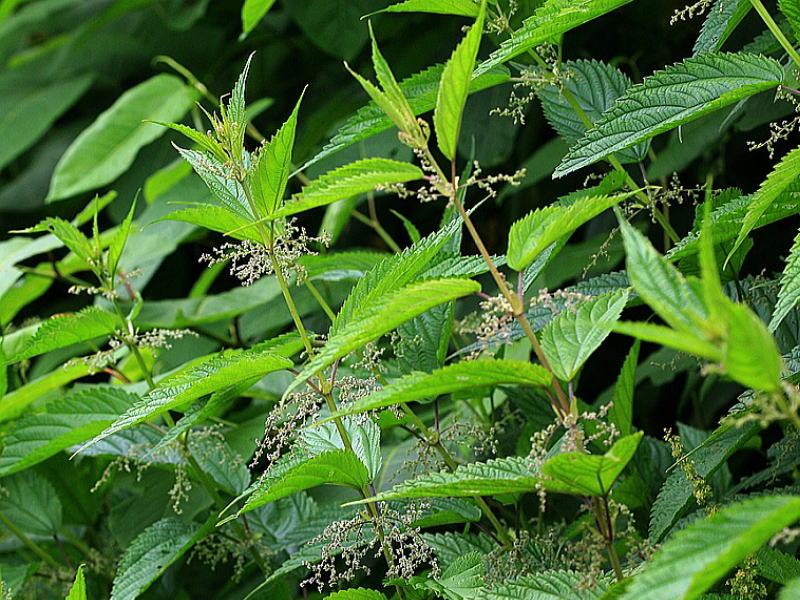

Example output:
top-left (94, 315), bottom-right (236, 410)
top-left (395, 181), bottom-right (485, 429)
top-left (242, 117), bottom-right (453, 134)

top-left (3, 0), bottom-right (800, 598)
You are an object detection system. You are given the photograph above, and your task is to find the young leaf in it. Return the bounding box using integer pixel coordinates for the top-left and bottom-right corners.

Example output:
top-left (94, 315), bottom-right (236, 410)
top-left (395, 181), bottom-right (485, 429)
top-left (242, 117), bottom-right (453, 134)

top-left (266, 158), bottom-right (424, 221)
top-left (0, 386), bottom-right (136, 476)
top-left (164, 204), bottom-right (261, 242)
top-left (2, 307), bottom-right (118, 364)
top-left (770, 228), bottom-right (800, 331)
top-left (48, 75), bottom-right (198, 201)
top-left (617, 216), bottom-right (708, 332)
top-left (621, 495), bottom-right (800, 600)
top-left (613, 321), bottom-right (721, 360)
top-left (323, 359), bottom-right (551, 420)
top-left (288, 278), bottom-right (480, 394)
top-left (241, 0), bottom-right (277, 37)
top-left (175, 147), bottom-right (252, 219)
top-left (325, 590), bottom-right (388, 600)
top-left (729, 145), bottom-right (800, 262)
top-left (434, 0), bottom-right (486, 159)
top-left (79, 341), bottom-right (298, 452)
top-left (541, 432), bottom-right (643, 496)
top-left (304, 418), bottom-right (383, 480)
top-left (507, 193), bottom-right (633, 271)
top-left (540, 288), bottom-right (629, 382)
top-left (107, 200), bottom-right (136, 280)
top-left (554, 53), bottom-right (784, 177)
top-left (305, 63), bottom-right (509, 170)
top-left (248, 92), bottom-right (304, 218)
top-left (238, 450), bottom-right (370, 515)
top-left (420, 551), bottom-right (484, 598)
top-left (353, 456), bottom-right (539, 502)
top-left (608, 340), bottom-right (639, 437)
top-left (476, 0), bottom-right (636, 76)
top-left (110, 517), bottom-right (213, 600)
top-left (66, 565), bottom-right (86, 600)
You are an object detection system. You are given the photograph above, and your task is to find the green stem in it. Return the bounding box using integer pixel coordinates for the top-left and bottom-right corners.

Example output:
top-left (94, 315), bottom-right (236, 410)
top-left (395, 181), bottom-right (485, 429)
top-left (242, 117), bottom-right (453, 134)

top-left (304, 279), bottom-right (336, 322)
top-left (0, 511), bottom-right (61, 569)
top-left (749, 0), bottom-right (800, 69)
top-left (352, 210), bottom-right (403, 253)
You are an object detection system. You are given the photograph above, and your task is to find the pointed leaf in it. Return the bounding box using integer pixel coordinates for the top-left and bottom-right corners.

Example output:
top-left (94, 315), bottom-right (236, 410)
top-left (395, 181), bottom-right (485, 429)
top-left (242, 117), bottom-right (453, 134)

top-left (65, 565), bottom-right (86, 600)
top-left (771, 228), bottom-right (800, 331)
top-left (608, 340), bottom-right (639, 437)
top-left (376, 0), bottom-right (478, 17)
top-left (555, 53), bottom-right (784, 177)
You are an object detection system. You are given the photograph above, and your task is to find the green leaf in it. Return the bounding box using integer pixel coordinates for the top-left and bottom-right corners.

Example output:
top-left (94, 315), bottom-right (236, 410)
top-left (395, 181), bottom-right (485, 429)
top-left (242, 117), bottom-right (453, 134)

top-left (0, 472), bottom-right (62, 536)
top-left (507, 193), bottom-right (632, 271)
top-left (539, 59), bottom-right (647, 164)
top-left (65, 565), bottom-right (86, 600)
top-left (780, 577), bottom-right (800, 600)
top-left (248, 92), bottom-right (304, 218)
top-left (353, 456), bottom-right (538, 502)
top-left (79, 339), bottom-right (299, 452)
top-left (304, 417), bottom-right (383, 480)
top-left (2, 307), bottom-right (118, 364)
top-left (0, 386), bottom-right (136, 476)
top-left (540, 289), bottom-right (629, 381)
top-left (375, 0), bottom-right (479, 17)
top-left (288, 278), bottom-right (480, 394)
top-left (729, 145), bottom-right (800, 262)
top-left (110, 517), bottom-right (212, 600)
top-left (48, 75), bottom-right (198, 201)
top-left (484, 570), bottom-right (609, 599)
top-left (608, 340), bottom-right (639, 437)
top-left (175, 147), bottom-right (251, 219)
top-left (541, 432), bottom-right (643, 496)
top-left (780, 0), bottom-right (800, 42)
top-left (107, 200), bottom-right (136, 280)
top-left (238, 450), bottom-right (369, 515)
top-left (693, 0), bottom-right (751, 55)
top-left (613, 321), bottom-right (721, 360)
top-left (476, 0), bottom-right (636, 76)
top-left (0, 361), bottom-right (96, 422)
top-left (649, 420), bottom-right (758, 541)
top-left (0, 73), bottom-right (92, 170)
top-left (324, 359), bottom-right (550, 420)
top-left (325, 589), bottom-right (388, 600)
top-left (268, 158), bottom-right (424, 221)
top-left (771, 228), bottom-right (800, 331)
top-left (164, 204), bottom-right (261, 242)
top-left (241, 0), bottom-right (277, 36)
top-left (22, 217), bottom-right (96, 268)
top-left (617, 216), bottom-right (708, 332)
top-left (420, 551), bottom-right (484, 599)
top-left (554, 53), bottom-right (784, 177)
top-left (305, 63), bottom-right (509, 170)
top-left (434, 0), bottom-right (486, 159)
top-left (621, 495), bottom-right (800, 600)
top-left (721, 301), bottom-right (783, 392)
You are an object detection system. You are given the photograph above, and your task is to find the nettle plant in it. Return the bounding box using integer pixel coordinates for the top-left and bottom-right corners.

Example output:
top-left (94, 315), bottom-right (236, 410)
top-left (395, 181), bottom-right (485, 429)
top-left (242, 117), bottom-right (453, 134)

top-left (5, 0), bottom-right (800, 598)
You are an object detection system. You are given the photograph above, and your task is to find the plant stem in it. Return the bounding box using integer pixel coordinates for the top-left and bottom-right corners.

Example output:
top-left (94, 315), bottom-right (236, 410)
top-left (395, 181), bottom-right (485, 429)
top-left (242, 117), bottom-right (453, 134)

top-left (749, 0), bottom-right (800, 69)
top-left (0, 511), bottom-right (62, 569)
top-left (304, 280), bottom-right (337, 322)
top-left (352, 210), bottom-right (403, 253)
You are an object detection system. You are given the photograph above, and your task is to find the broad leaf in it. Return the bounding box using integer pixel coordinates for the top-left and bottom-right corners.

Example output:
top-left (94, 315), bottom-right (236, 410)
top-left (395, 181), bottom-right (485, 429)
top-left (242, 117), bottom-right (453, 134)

top-left (540, 288), bottom-right (629, 381)
top-left (0, 472), bottom-right (62, 536)
top-left (288, 278), bottom-right (480, 394)
top-left (621, 495), bottom-right (800, 600)
top-left (238, 449), bottom-right (370, 514)
top-left (353, 456), bottom-right (539, 502)
top-left (541, 432), bottom-right (643, 496)
top-left (268, 158), bottom-right (423, 220)
top-left (79, 338), bottom-right (299, 452)
top-left (539, 59), bottom-right (647, 163)
top-left (476, 0), bottom-right (636, 76)
top-left (484, 570), bottom-right (609, 599)
top-left (48, 75), bottom-right (197, 201)
top-left (608, 340), bottom-right (639, 437)
top-left (420, 551), bottom-right (484, 599)
top-left (110, 517), bottom-right (212, 600)
top-left (0, 386), bottom-right (136, 476)
top-left (304, 417), bottom-right (383, 480)
top-left (326, 590), bottom-right (388, 600)
top-left (693, 0), bottom-right (751, 55)
top-left (434, 0), bottom-right (486, 159)
top-left (554, 53), bottom-right (784, 177)
top-left (507, 193), bottom-right (632, 271)
top-left (324, 359), bottom-right (551, 420)
top-left (2, 307), bottom-right (118, 364)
